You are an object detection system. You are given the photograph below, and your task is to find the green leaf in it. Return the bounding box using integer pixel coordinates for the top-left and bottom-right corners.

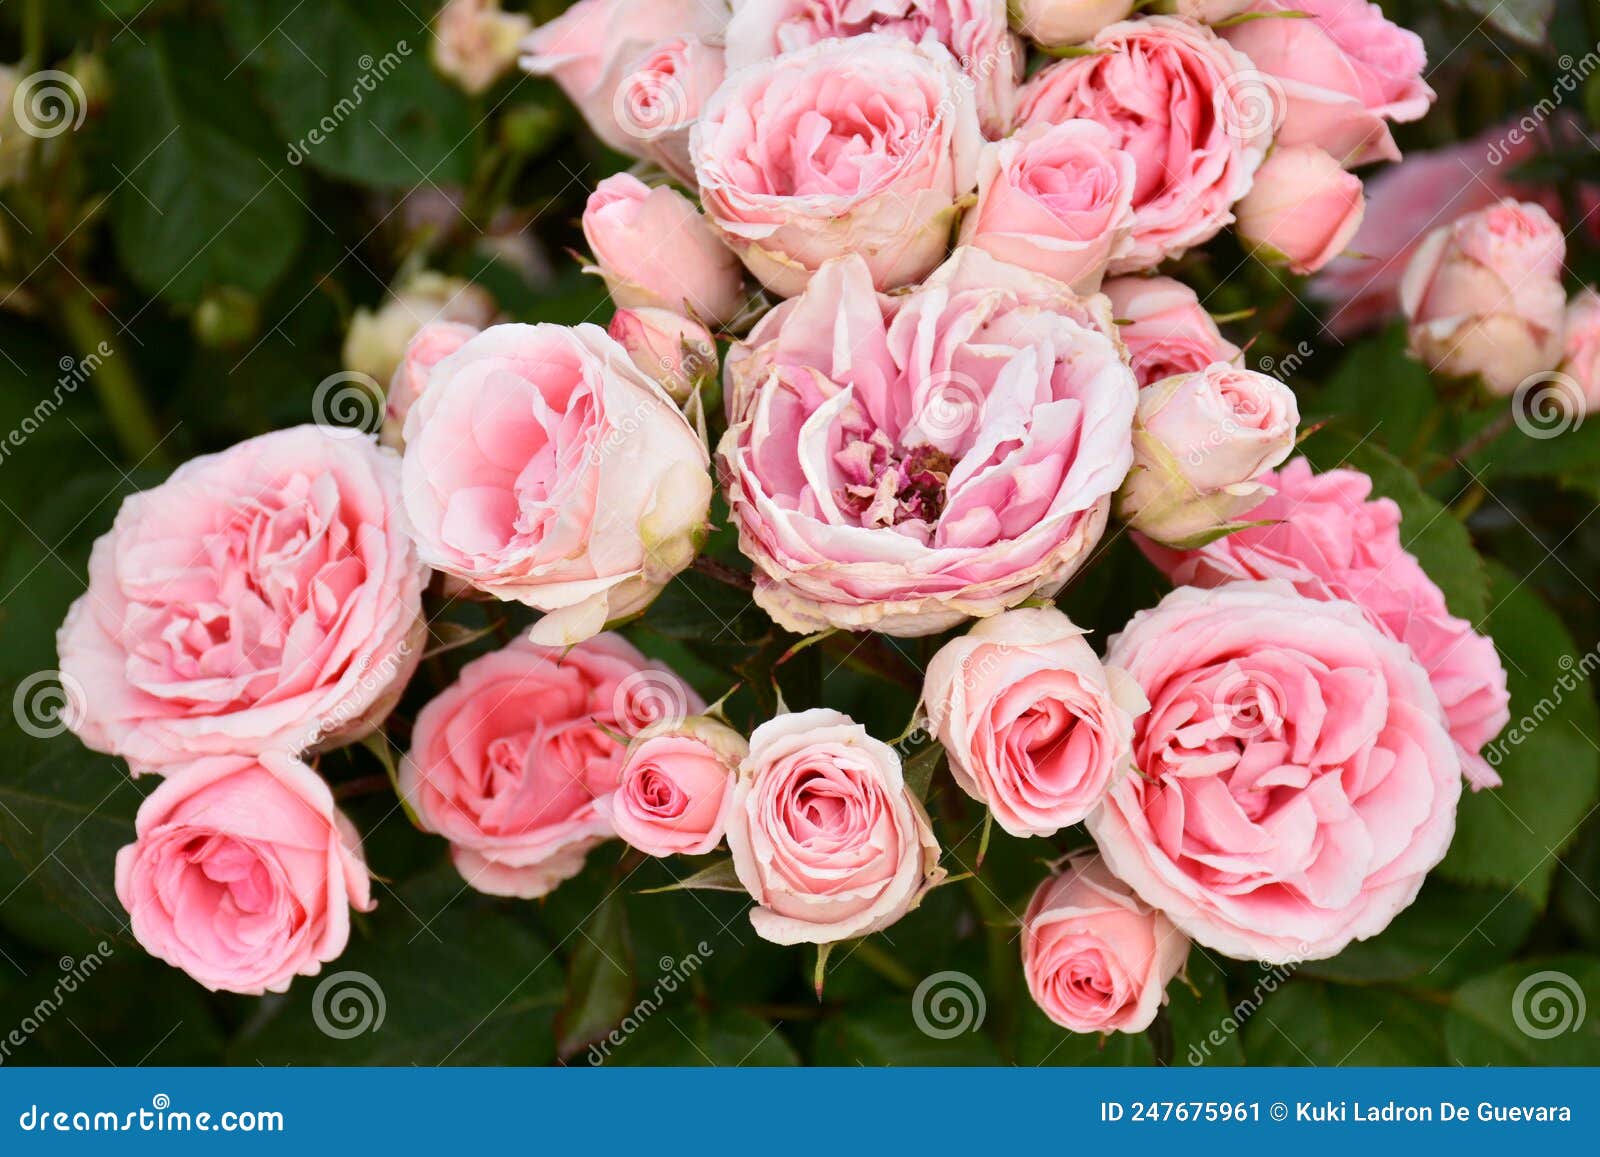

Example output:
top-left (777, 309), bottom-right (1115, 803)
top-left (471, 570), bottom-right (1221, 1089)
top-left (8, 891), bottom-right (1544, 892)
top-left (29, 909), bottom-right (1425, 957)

top-left (642, 566), bottom-right (771, 647)
top-left (1309, 328), bottom-right (1435, 457)
top-left (1446, 957), bottom-right (1600, 1064)
top-left (1014, 1004), bottom-right (1154, 1065)
top-left (812, 998), bottom-right (1003, 1065)
top-left (903, 740), bottom-right (945, 801)
top-left (556, 891), bottom-right (635, 1059)
top-left (1166, 947), bottom-right (1248, 1066)
top-left (1242, 981), bottom-right (1448, 1065)
top-left (600, 1006), bottom-right (798, 1066)
top-left (637, 857), bottom-right (746, 894)
top-left (1445, 0), bottom-right (1554, 46)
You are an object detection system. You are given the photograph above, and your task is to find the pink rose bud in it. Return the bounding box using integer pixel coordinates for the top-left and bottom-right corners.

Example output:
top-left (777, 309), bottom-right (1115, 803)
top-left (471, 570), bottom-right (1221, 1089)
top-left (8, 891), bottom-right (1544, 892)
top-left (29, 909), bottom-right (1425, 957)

top-left (382, 319), bottom-right (480, 447)
top-left (582, 173), bottom-right (746, 326)
top-left (921, 607), bottom-right (1148, 838)
top-left (1161, 0), bottom-right (1258, 21)
top-left (957, 119), bottom-right (1136, 293)
top-left (608, 307), bottom-right (719, 405)
top-left (432, 0), bottom-right (532, 95)
top-left (1559, 287), bottom-right (1600, 415)
top-left (1011, 0), bottom-right (1137, 49)
top-left (601, 716), bottom-right (747, 857)
top-left (1022, 853), bottom-right (1188, 1034)
top-left (342, 271), bottom-right (498, 385)
top-left (1115, 362), bottom-right (1299, 548)
top-left (1235, 144), bottom-right (1365, 275)
top-left (610, 37), bottom-right (725, 187)
top-left (726, 708), bottom-right (945, 945)
top-left (1103, 275), bottom-right (1242, 388)
top-left (1401, 199), bottom-right (1567, 396)
top-left (115, 753), bottom-right (374, 994)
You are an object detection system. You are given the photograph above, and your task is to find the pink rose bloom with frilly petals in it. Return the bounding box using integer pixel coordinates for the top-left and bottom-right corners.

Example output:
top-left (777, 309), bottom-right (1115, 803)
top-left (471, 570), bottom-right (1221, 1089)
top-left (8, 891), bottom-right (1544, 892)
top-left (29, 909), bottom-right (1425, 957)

top-left (610, 37), bottom-right (725, 186)
top-left (601, 716), bottom-right (746, 857)
top-left (1015, 16), bottom-right (1273, 272)
top-left (400, 634), bottom-right (705, 898)
top-left (382, 320), bottom-right (480, 447)
top-left (1022, 853), bottom-right (1188, 1034)
top-left (1103, 276), bottom-right (1242, 388)
top-left (1138, 458), bottom-right (1511, 790)
top-left (1235, 144), bottom-right (1365, 276)
top-left (724, 0), bottom-right (1020, 136)
top-left (1223, 0), bottom-right (1434, 167)
top-left (692, 35), bottom-right (981, 298)
top-left (400, 322), bottom-right (713, 646)
top-left (115, 753), bottom-right (374, 995)
top-left (921, 607), bottom-right (1148, 837)
top-left (57, 426), bottom-right (426, 775)
top-left (726, 708), bottom-right (944, 945)
top-left (1089, 581), bottom-right (1462, 963)
top-left (719, 247), bottom-right (1137, 636)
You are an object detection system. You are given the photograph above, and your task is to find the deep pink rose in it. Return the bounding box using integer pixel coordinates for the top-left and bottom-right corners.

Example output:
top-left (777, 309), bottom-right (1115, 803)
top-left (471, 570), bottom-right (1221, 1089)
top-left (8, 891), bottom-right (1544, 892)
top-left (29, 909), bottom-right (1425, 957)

top-left (921, 607), bottom-right (1147, 837)
top-left (57, 426), bottom-right (426, 775)
top-left (1138, 458), bottom-right (1511, 790)
top-left (1234, 144), bottom-right (1364, 276)
top-left (1015, 16), bottom-right (1273, 271)
top-left (610, 36), bottom-right (726, 186)
top-left (1022, 853), bottom-right (1188, 1034)
top-left (115, 753), bottom-right (373, 994)
top-left (719, 247), bottom-right (1137, 635)
top-left (1089, 581), bottom-right (1462, 962)
top-left (692, 35), bottom-right (981, 297)
top-left (400, 322), bottom-right (713, 645)
top-left (382, 319), bottom-right (480, 447)
top-left (399, 634), bottom-right (705, 898)
top-left (600, 716), bottom-right (746, 857)
top-left (1103, 276), bottom-right (1242, 388)
top-left (725, 708), bottom-right (944, 945)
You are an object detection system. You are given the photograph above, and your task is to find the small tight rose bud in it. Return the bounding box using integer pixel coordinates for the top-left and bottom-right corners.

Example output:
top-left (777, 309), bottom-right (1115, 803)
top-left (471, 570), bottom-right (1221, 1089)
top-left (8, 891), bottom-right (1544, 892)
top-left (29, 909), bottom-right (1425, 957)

top-left (381, 320), bottom-right (480, 448)
top-left (1012, 0), bottom-right (1138, 49)
top-left (1157, 0), bottom-right (1258, 22)
top-left (1115, 362), bottom-right (1299, 548)
top-left (600, 716), bottom-right (747, 857)
top-left (608, 307), bottom-right (719, 405)
top-left (1235, 145), bottom-right (1365, 276)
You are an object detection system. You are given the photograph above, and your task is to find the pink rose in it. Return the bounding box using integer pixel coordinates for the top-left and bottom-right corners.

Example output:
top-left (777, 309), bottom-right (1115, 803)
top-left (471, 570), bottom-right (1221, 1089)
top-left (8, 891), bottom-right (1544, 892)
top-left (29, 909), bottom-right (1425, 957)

top-left (1560, 287), bottom-right (1600, 414)
top-left (600, 716), bottom-right (746, 856)
top-left (1016, 16), bottom-right (1273, 272)
top-left (1115, 363), bottom-right (1298, 548)
top-left (1022, 853), bottom-right (1188, 1034)
top-left (726, 708), bottom-right (944, 945)
top-left (1234, 144), bottom-right (1364, 275)
top-left (719, 247), bottom-right (1137, 635)
top-left (1011, 0), bottom-right (1135, 49)
top-left (692, 35), bottom-right (981, 297)
top-left (1222, 0), bottom-right (1434, 167)
top-left (1401, 199), bottom-right (1566, 396)
top-left (1089, 581), bottom-right (1462, 962)
top-left (957, 119), bottom-right (1136, 293)
top-left (57, 426), bottom-right (426, 775)
top-left (382, 319), bottom-right (480, 447)
top-left (1163, 0), bottom-right (1257, 20)
top-left (582, 174), bottom-right (747, 326)
top-left (1138, 458), bottom-right (1512, 790)
top-left (432, 0), bottom-right (531, 95)
top-left (608, 307), bottom-right (719, 405)
top-left (610, 37), bottom-right (726, 186)
top-left (724, 0), bottom-right (1021, 136)
top-left (115, 753), bottom-right (373, 994)
top-left (399, 634), bottom-right (705, 897)
top-left (921, 607), bottom-right (1147, 837)
top-left (400, 322), bottom-right (713, 645)
top-left (1103, 276), bottom-right (1242, 388)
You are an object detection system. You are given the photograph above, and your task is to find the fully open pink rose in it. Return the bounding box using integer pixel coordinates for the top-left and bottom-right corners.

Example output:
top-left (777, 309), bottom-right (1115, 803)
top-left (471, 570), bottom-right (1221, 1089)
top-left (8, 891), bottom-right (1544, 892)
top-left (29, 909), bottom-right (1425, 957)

top-left (400, 323), bottom-right (713, 645)
top-left (720, 247), bottom-right (1137, 635)
top-left (726, 708), bottom-right (944, 945)
top-left (1560, 288), bottom-right (1600, 414)
top-left (958, 120), bottom-right (1136, 292)
top-left (1089, 581), bottom-right (1462, 962)
top-left (1234, 144), bottom-right (1364, 275)
top-left (1023, 853), bottom-right (1188, 1033)
top-left (922, 607), bottom-right (1147, 837)
top-left (724, 0), bottom-right (1021, 136)
top-left (1138, 458), bottom-right (1511, 790)
top-left (1103, 276), bottom-right (1242, 388)
top-left (601, 716), bottom-right (746, 856)
top-left (57, 426), bottom-right (426, 775)
top-left (692, 35), bottom-right (981, 297)
top-left (400, 634), bottom-right (705, 898)
top-left (382, 320), bottom-right (480, 447)
top-left (610, 37), bottom-right (725, 186)
top-left (1223, 0), bottom-right (1434, 167)
top-left (1016, 16), bottom-right (1273, 272)
top-left (115, 752), bottom-right (373, 995)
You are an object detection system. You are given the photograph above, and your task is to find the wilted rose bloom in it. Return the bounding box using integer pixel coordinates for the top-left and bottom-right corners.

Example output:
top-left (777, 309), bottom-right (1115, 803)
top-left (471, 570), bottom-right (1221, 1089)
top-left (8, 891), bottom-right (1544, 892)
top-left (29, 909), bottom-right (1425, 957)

top-left (1016, 17), bottom-right (1273, 272)
top-left (725, 0), bottom-right (1019, 136)
top-left (400, 323), bottom-right (713, 645)
top-left (1223, 0), bottom-right (1434, 167)
top-left (1089, 581), bottom-right (1462, 962)
top-left (1115, 363), bottom-right (1298, 548)
top-left (382, 319), bottom-right (480, 447)
top-left (1103, 276), bottom-right (1242, 388)
top-left (342, 272), bottom-right (498, 385)
top-left (725, 708), bottom-right (944, 945)
top-left (692, 35), bottom-right (981, 297)
top-left (610, 37), bottom-right (725, 185)
top-left (519, 0), bottom-right (728, 153)
top-left (582, 173), bottom-right (746, 326)
top-left (957, 119), bottom-right (1136, 293)
top-left (1022, 854), bottom-right (1188, 1034)
top-left (921, 607), bottom-right (1147, 837)
top-left (1011, 0), bottom-right (1135, 49)
top-left (601, 715), bottom-right (746, 857)
top-left (58, 426), bottom-right (426, 774)
top-left (608, 307), bottom-right (719, 405)
top-left (1401, 199), bottom-right (1566, 396)
top-left (1559, 288), bottom-right (1600, 415)
top-left (116, 753), bottom-right (374, 994)
top-left (400, 634), bottom-right (705, 897)
top-left (433, 0), bottom-right (532, 95)
top-left (720, 248), bottom-right (1137, 636)
top-left (1235, 144), bottom-right (1364, 275)
top-left (1138, 458), bottom-right (1512, 790)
